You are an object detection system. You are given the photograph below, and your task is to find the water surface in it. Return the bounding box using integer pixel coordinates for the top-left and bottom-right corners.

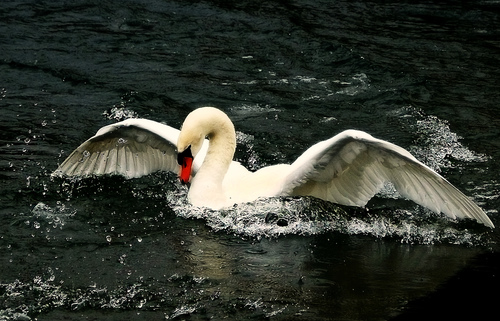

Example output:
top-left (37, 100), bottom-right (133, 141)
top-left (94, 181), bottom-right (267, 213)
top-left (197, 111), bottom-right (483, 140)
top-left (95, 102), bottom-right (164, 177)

top-left (1, 0), bottom-right (499, 320)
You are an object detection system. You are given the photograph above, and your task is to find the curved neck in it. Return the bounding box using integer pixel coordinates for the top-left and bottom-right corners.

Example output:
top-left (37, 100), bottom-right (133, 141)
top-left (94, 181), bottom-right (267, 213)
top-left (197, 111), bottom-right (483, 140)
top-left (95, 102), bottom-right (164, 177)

top-left (193, 110), bottom-right (236, 186)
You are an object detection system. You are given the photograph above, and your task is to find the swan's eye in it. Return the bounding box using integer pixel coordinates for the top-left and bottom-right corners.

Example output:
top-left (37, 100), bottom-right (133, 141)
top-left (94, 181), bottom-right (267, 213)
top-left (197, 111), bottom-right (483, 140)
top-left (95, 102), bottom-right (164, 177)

top-left (177, 145), bottom-right (193, 166)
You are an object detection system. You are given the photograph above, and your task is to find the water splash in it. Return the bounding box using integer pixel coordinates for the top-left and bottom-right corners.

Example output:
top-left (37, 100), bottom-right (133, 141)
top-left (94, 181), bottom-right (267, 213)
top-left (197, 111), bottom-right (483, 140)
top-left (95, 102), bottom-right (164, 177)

top-left (166, 304), bottom-right (197, 319)
top-left (390, 106), bottom-right (489, 171)
top-left (0, 273), bottom-right (174, 318)
top-left (0, 269), bottom-right (65, 320)
top-left (0, 270), bottom-right (287, 320)
top-left (165, 184), bottom-right (490, 245)
top-left (102, 106), bottom-right (138, 121)
top-left (31, 202), bottom-right (76, 230)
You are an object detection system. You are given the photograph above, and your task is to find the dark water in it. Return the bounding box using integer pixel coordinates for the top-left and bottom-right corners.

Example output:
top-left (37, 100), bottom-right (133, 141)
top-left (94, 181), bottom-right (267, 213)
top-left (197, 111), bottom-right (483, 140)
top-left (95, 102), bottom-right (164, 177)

top-left (1, 0), bottom-right (500, 320)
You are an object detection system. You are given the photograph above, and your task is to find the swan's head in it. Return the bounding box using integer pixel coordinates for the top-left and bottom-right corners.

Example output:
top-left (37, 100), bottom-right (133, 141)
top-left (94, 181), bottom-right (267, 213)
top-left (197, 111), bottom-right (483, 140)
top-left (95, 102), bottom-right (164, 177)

top-left (177, 107), bottom-right (235, 184)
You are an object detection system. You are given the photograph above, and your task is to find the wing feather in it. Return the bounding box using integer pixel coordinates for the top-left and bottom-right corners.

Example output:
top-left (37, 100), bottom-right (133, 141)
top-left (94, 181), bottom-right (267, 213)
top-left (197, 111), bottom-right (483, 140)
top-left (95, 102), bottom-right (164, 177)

top-left (283, 130), bottom-right (494, 228)
top-left (53, 119), bottom-right (183, 179)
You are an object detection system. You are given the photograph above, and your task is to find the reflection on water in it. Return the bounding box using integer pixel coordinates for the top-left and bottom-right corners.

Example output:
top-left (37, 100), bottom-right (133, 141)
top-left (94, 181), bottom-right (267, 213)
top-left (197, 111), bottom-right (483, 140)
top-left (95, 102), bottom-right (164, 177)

top-left (0, 195), bottom-right (483, 320)
top-left (0, 171), bottom-right (491, 319)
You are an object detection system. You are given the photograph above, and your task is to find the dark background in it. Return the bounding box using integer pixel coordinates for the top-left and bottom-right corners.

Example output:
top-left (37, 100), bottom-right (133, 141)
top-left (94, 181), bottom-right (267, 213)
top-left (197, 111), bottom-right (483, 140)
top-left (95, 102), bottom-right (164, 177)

top-left (1, 1), bottom-right (499, 320)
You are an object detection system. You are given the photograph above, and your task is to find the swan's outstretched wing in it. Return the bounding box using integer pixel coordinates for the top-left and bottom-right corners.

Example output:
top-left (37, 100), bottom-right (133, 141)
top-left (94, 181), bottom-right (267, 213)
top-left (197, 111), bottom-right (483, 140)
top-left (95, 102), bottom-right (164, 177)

top-left (53, 118), bottom-right (207, 179)
top-left (283, 130), bottom-right (494, 228)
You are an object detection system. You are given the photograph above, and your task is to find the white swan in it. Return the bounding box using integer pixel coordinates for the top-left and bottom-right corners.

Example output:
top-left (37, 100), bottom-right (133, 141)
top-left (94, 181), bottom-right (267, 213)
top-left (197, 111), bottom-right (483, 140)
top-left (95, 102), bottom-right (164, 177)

top-left (53, 107), bottom-right (494, 228)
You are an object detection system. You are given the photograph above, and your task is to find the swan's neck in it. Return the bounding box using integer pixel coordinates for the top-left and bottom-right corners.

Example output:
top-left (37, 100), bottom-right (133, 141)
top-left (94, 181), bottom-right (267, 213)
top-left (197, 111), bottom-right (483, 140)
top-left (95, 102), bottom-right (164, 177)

top-left (188, 113), bottom-right (236, 208)
top-left (199, 126), bottom-right (236, 182)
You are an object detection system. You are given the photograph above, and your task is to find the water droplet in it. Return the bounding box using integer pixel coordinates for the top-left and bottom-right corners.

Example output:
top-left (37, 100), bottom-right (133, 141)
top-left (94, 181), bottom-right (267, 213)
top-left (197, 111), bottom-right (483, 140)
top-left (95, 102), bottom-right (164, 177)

top-left (137, 298), bottom-right (146, 308)
top-left (106, 235), bottom-right (112, 242)
top-left (118, 254), bottom-right (127, 264)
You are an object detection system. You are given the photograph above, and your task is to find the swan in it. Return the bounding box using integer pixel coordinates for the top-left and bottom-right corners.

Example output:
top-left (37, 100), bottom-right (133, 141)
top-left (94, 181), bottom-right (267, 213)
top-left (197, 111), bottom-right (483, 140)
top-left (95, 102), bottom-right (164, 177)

top-left (53, 107), bottom-right (494, 228)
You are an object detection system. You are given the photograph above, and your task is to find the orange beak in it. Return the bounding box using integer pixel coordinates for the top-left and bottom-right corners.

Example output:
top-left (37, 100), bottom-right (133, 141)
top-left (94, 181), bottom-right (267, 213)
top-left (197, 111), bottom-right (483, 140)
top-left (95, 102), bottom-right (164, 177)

top-left (179, 156), bottom-right (193, 184)
top-left (177, 146), bottom-right (193, 184)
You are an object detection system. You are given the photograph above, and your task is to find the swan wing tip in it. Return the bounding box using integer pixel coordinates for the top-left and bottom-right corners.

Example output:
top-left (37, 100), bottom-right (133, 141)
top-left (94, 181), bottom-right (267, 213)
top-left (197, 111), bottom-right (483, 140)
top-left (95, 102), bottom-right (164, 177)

top-left (475, 212), bottom-right (495, 229)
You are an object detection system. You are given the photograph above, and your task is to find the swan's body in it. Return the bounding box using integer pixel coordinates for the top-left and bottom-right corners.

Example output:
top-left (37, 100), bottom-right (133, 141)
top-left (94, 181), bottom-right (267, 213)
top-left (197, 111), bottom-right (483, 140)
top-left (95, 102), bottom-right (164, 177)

top-left (54, 107), bottom-right (494, 228)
